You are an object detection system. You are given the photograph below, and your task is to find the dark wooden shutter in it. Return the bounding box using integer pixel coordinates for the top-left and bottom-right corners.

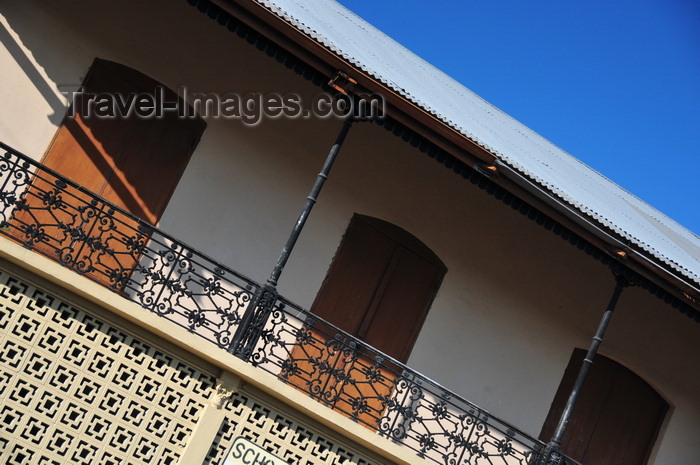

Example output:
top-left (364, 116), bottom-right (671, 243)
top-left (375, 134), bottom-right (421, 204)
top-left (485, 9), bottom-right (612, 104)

top-left (42, 59), bottom-right (204, 224)
top-left (11, 59), bottom-right (205, 286)
top-left (540, 349), bottom-right (668, 464)
top-left (284, 215), bottom-right (445, 427)
top-left (310, 215), bottom-right (445, 362)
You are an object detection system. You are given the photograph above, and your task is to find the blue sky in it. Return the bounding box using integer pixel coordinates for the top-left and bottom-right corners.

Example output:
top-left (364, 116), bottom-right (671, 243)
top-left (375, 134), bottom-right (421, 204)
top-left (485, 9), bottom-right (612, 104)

top-left (337, 0), bottom-right (700, 235)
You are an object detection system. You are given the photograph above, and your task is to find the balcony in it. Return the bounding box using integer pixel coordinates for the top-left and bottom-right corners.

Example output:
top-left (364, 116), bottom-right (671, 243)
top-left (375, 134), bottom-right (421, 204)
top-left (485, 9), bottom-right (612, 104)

top-left (0, 141), bottom-right (577, 465)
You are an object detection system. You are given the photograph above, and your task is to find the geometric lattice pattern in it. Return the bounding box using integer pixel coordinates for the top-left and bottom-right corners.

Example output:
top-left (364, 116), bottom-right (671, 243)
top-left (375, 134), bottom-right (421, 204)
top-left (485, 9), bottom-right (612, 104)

top-left (204, 390), bottom-right (387, 465)
top-left (0, 269), bottom-right (217, 465)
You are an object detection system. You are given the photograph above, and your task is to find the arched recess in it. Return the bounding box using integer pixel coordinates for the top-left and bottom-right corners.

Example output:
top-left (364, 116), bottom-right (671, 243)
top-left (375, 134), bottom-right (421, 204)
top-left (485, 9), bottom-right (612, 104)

top-left (540, 349), bottom-right (668, 464)
top-left (310, 214), bottom-right (446, 363)
top-left (11, 58), bottom-right (205, 285)
top-left (38, 58), bottom-right (205, 224)
top-left (282, 214), bottom-right (446, 426)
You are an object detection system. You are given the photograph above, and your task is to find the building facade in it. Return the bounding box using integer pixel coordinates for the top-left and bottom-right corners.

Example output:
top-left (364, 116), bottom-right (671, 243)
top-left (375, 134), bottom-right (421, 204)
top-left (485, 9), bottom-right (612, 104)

top-left (1, 1), bottom-right (698, 464)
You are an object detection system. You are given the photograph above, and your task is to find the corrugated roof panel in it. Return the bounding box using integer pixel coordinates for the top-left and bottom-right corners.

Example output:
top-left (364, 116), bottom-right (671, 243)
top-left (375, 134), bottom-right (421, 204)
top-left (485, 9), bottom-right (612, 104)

top-left (256, 0), bottom-right (700, 286)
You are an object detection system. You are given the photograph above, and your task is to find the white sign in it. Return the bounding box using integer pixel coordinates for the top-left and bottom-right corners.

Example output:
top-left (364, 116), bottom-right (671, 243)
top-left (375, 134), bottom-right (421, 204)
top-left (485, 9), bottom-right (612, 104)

top-left (223, 437), bottom-right (287, 465)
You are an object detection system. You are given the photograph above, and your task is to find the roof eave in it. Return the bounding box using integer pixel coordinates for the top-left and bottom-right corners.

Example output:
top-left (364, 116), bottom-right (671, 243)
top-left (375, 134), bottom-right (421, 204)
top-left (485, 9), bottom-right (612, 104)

top-left (214, 0), bottom-right (700, 315)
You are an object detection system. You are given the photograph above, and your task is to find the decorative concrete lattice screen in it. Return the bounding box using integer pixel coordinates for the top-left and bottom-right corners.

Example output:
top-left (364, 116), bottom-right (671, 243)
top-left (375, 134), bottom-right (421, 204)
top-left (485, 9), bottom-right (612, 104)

top-left (205, 391), bottom-right (388, 465)
top-left (0, 270), bottom-right (216, 464)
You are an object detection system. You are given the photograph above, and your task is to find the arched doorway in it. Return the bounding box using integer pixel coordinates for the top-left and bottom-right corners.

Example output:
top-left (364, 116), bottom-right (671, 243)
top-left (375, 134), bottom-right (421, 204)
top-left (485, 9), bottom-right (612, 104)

top-left (10, 58), bottom-right (205, 287)
top-left (540, 349), bottom-right (668, 464)
top-left (310, 214), bottom-right (446, 363)
top-left (284, 214), bottom-right (446, 425)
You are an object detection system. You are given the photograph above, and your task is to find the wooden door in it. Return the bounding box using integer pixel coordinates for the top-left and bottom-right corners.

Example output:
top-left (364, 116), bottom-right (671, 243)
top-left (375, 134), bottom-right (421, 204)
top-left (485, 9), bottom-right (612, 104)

top-left (284, 215), bottom-right (446, 426)
top-left (311, 215), bottom-right (445, 362)
top-left (539, 349), bottom-right (668, 464)
top-left (10, 59), bottom-right (205, 288)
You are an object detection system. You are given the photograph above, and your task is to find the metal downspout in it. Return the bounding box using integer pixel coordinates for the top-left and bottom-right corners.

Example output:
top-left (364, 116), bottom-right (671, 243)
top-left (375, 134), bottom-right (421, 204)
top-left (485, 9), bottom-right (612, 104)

top-left (267, 117), bottom-right (354, 288)
top-left (539, 274), bottom-right (629, 464)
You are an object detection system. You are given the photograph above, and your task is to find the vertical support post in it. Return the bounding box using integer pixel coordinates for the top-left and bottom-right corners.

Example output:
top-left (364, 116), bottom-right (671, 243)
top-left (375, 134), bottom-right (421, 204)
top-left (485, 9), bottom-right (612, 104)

top-left (230, 118), bottom-right (355, 360)
top-left (267, 117), bottom-right (354, 288)
top-left (539, 274), bottom-right (629, 464)
top-left (177, 372), bottom-right (241, 464)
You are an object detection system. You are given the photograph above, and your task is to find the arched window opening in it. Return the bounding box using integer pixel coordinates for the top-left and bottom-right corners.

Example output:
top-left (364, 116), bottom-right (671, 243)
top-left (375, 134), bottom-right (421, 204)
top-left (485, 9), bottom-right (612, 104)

top-left (310, 214), bottom-right (446, 363)
top-left (11, 58), bottom-right (206, 286)
top-left (540, 349), bottom-right (668, 464)
top-left (284, 214), bottom-right (446, 427)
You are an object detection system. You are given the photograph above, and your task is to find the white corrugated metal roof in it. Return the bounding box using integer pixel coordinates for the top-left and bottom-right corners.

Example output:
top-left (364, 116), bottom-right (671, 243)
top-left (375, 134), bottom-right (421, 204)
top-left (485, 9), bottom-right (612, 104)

top-left (256, 0), bottom-right (700, 287)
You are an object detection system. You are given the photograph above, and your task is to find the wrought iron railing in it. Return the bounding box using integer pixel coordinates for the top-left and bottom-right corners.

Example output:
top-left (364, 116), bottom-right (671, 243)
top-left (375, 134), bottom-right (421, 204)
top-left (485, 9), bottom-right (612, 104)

top-left (0, 141), bottom-right (576, 465)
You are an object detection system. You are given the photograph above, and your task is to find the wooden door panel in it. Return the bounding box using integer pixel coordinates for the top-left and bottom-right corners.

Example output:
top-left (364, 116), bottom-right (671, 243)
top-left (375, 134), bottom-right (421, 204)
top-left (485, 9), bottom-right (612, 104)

top-left (540, 349), bottom-right (667, 464)
top-left (311, 219), bottom-right (397, 334)
top-left (310, 216), bottom-right (445, 363)
top-left (283, 323), bottom-right (395, 427)
top-left (361, 247), bottom-right (441, 360)
top-left (41, 115), bottom-right (125, 195)
top-left (553, 351), bottom-right (617, 458)
top-left (98, 113), bottom-right (201, 223)
top-left (284, 215), bottom-right (445, 430)
top-left (9, 58), bottom-right (205, 289)
top-left (584, 368), bottom-right (667, 464)
top-left (10, 168), bottom-right (148, 288)
top-left (332, 349), bottom-right (396, 424)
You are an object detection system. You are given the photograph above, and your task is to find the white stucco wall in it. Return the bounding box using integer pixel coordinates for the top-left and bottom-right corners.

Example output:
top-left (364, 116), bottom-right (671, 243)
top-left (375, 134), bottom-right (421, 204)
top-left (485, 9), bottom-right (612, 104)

top-left (1, 1), bottom-right (699, 463)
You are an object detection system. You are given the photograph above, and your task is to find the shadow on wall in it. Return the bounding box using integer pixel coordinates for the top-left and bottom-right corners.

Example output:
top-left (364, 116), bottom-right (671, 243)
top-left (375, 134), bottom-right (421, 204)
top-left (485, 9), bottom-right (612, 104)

top-left (0, 22), bottom-right (67, 125)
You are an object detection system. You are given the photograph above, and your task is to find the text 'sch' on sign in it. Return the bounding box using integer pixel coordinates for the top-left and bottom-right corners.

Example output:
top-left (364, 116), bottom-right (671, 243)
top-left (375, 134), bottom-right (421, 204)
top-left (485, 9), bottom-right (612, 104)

top-left (224, 437), bottom-right (287, 465)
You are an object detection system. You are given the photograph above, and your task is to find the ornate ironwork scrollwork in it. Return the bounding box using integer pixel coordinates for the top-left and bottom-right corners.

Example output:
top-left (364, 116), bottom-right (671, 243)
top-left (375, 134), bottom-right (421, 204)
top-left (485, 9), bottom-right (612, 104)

top-left (0, 142), bottom-right (258, 352)
top-left (0, 141), bottom-right (579, 465)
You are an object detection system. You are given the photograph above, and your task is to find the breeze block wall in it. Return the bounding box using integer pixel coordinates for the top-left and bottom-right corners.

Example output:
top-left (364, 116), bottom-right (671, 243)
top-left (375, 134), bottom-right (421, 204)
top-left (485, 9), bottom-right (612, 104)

top-left (0, 265), bottom-right (389, 465)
